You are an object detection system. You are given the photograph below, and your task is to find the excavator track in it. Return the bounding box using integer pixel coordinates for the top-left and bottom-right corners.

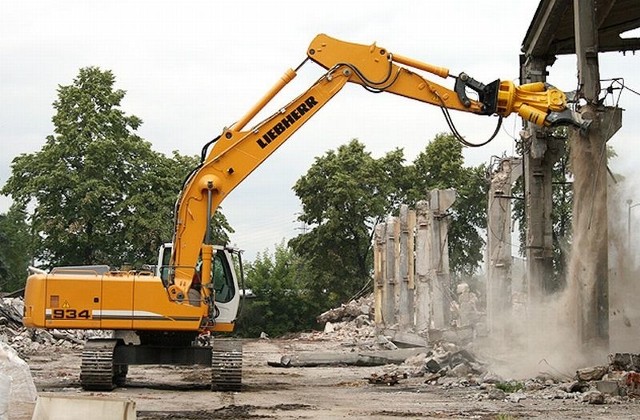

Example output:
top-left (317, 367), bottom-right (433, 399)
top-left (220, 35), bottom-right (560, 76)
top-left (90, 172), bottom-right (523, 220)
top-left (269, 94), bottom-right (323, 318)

top-left (211, 339), bottom-right (242, 391)
top-left (80, 339), bottom-right (127, 391)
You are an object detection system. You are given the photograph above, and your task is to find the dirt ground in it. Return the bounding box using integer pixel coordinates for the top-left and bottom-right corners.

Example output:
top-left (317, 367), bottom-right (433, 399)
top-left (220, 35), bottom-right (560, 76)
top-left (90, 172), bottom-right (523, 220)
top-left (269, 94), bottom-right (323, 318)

top-left (14, 338), bottom-right (640, 419)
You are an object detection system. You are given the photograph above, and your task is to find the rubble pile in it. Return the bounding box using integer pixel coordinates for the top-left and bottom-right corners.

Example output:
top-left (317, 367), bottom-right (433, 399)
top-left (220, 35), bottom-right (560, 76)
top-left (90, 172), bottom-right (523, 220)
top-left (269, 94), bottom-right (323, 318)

top-left (306, 296), bottom-right (640, 407)
top-left (0, 298), bottom-right (106, 356)
top-left (316, 295), bottom-right (374, 324)
top-left (296, 295), bottom-right (378, 347)
top-left (380, 346), bottom-right (640, 405)
top-left (380, 341), bottom-right (487, 384)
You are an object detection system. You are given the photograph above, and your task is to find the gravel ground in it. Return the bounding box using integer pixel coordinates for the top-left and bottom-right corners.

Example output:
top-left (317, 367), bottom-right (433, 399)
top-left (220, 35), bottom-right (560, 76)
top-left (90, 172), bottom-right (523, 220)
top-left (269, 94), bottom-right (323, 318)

top-left (11, 337), bottom-right (640, 420)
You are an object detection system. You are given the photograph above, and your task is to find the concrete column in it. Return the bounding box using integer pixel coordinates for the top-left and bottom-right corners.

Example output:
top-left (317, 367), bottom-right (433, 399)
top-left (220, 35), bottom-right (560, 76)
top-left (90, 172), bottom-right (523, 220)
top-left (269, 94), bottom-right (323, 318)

top-left (397, 205), bottom-right (415, 332)
top-left (373, 224), bottom-right (385, 327)
top-left (428, 189), bottom-right (456, 330)
top-left (414, 201), bottom-right (431, 335)
top-left (566, 0), bottom-right (618, 354)
top-left (520, 56), bottom-right (563, 304)
top-left (487, 157), bottom-right (523, 335)
top-left (384, 216), bottom-right (398, 328)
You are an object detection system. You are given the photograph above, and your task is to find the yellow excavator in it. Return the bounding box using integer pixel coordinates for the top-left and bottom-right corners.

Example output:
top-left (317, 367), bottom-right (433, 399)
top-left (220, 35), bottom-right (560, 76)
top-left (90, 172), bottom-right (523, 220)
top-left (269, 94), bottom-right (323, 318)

top-left (22, 34), bottom-right (586, 391)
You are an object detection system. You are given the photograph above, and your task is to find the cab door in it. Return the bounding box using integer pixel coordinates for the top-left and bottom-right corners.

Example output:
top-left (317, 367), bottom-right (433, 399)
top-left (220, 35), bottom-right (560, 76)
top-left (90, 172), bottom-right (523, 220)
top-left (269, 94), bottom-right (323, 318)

top-left (211, 248), bottom-right (240, 324)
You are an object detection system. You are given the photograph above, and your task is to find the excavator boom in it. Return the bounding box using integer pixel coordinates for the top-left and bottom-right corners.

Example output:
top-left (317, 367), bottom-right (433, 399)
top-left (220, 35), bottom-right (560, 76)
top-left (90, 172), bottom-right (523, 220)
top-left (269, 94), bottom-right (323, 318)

top-left (171, 34), bottom-right (584, 292)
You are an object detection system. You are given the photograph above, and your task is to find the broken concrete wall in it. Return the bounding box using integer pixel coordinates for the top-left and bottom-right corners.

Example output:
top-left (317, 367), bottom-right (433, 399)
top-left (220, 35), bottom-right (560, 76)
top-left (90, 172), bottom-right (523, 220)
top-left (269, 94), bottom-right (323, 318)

top-left (374, 189), bottom-right (455, 345)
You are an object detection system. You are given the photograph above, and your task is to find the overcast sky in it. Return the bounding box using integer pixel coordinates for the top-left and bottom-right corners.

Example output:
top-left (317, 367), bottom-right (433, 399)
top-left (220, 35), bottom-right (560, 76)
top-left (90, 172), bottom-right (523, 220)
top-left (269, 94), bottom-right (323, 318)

top-left (2, 1), bottom-right (639, 261)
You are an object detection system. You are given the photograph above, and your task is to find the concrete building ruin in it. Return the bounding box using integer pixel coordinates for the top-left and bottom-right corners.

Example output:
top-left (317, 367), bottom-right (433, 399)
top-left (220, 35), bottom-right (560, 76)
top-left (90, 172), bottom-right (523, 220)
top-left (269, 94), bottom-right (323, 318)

top-left (374, 190), bottom-right (456, 346)
top-left (374, 1), bottom-right (640, 357)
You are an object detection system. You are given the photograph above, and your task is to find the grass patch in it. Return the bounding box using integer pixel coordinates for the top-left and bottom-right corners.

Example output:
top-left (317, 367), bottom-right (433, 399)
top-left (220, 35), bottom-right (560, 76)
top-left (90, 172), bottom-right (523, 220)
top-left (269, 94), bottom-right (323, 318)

top-left (495, 381), bottom-right (525, 393)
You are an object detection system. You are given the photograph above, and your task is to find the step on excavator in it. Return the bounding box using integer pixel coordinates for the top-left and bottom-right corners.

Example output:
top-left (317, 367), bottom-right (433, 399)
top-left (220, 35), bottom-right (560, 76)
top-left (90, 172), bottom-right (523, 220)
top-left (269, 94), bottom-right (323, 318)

top-left (22, 34), bottom-right (587, 391)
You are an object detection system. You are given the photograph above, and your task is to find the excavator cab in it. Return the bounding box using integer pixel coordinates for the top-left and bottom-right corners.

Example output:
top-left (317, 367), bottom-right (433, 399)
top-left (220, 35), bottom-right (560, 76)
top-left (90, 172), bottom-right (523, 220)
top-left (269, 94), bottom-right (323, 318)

top-left (155, 243), bottom-right (241, 325)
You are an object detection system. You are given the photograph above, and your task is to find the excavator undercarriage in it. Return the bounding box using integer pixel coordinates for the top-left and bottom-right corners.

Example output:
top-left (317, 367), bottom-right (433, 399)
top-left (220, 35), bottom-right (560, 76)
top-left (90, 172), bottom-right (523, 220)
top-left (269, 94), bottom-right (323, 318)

top-left (79, 336), bottom-right (242, 391)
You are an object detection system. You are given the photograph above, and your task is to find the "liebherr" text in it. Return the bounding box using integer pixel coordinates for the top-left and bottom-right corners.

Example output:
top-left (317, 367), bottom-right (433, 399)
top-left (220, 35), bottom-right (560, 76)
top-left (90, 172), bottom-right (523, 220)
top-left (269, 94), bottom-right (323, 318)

top-left (256, 96), bottom-right (319, 149)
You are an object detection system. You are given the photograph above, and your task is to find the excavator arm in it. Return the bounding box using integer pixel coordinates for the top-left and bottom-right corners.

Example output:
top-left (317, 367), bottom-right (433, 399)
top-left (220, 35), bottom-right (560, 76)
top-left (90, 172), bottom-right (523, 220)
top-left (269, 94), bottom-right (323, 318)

top-left (307, 34), bottom-right (584, 127)
top-left (170, 34), bottom-right (585, 296)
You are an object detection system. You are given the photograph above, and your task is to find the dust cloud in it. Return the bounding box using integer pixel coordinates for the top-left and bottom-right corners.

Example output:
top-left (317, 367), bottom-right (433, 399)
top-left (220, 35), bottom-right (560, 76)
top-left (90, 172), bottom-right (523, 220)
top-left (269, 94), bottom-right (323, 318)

top-left (477, 122), bottom-right (640, 380)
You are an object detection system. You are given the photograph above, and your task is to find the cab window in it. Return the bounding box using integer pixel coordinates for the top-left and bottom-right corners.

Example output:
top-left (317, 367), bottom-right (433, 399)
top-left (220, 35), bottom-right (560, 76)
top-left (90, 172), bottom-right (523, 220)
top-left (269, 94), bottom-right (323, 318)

top-left (212, 252), bottom-right (235, 303)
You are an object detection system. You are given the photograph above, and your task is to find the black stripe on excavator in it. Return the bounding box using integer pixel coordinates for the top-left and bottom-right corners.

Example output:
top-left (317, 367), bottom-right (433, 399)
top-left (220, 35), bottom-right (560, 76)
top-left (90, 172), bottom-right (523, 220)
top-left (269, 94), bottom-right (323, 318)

top-left (95, 315), bottom-right (201, 321)
top-left (256, 96), bottom-right (319, 149)
top-left (45, 315), bottom-right (201, 322)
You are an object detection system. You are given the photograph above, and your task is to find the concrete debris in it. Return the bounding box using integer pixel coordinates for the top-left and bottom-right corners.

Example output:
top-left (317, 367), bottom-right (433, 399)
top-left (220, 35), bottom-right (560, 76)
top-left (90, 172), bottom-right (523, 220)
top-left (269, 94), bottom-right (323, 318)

top-left (316, 295), bottom-right (373, 324)
top-left (582, 390), bottom-right (605, 405)
top-left (367, 372), bottom-right (404, 386)
top-left (596, 380), bottom-right (620, 396)
top-left (299, 296), bottom-right (377, 349)
top-left (0, 297), bottom-right (24, 326)
top-left (293, 295), bottom-right (640, 408)
top-left (323, 322), bottom-right (335, 334)
top-left (625, 372), bottom-right (640, 396)
top-left (0, 373), bottom-right (9, 420)
top-left (480, 372), bottom-right (504, 384)
top-left (486, 387), bottom-right (506, 400)
top-left (0, 298), bottom-right (109, 358)
top-left (576, 365), bottom-right (608, 381)
top-left (271, 348), bottom-right (429, 368)
top-left (542, 389), bottom-right (573, 400)
top-left (375, 335), bottom-right (398, 351)
top-left (560, 380), bottom-right (590, 393)
top-left (507, 392), bottom-right (527, 403)
top-left (32, 395), bottom-right (136, 420)
top-left (609, 353), bottom-right (640, 372)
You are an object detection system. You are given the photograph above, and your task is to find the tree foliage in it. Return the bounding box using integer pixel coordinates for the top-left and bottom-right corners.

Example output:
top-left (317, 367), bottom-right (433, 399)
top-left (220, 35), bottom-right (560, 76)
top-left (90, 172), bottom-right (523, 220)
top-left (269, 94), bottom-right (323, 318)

top-left (0, 204), bottom-right (33, 292)
top-left (236, 242), bottom-right (322, 337)
top-left (289, 140), bottom-right (407, 306)
top-left (1, 67), bottom-right (230, 269)
top-left (290, 134), bottom-right (488, 303)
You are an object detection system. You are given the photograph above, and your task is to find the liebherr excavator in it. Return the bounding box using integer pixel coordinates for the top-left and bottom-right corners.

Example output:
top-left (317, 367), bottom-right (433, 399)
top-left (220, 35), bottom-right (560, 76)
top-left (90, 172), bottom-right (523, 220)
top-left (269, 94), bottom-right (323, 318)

top-left (22, 34), bottom-right (586, 391)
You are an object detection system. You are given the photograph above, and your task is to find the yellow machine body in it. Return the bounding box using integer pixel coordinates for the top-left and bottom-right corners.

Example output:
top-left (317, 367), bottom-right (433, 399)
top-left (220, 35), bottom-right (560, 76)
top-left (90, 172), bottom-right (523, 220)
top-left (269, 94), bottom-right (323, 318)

top-left (24, 245), bottom-right (239, 333)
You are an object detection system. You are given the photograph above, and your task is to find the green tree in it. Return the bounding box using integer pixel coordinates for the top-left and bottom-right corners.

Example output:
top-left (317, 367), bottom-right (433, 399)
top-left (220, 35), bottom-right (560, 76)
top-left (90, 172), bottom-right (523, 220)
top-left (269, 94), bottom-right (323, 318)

top-left (236, 241), bottom-right (322, 337)
top-left (1, 67), bottom-right (229, 269)
top-left (290, 140), bottom-right (406, 307)
top-left (406, 133), bottom-right (488, 281)
top-left (0, 204), bottom-right (33, 292)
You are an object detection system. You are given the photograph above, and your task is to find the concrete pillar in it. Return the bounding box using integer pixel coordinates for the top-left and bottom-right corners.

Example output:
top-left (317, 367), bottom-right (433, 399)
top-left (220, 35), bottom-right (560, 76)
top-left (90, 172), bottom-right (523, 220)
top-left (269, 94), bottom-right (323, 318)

top-left (427, 189), bottom-right (456, 330)
top-left (567, 106), bottom-right (621, 353)
top-left (414, 201), bottom-right (431, 335)
top-left (487, 157), bottom-right (523, 335)
top-left (384, 217), bottom-right (398, 328)
top-left (568, 111), bottom-right (607, 353)
top-left (566, 0), bottom-right (620, 354)
top-left (397, 205), bottom-right (415, 332)
top-left (373, 224), bottom-right (385, 327)
top-left (374, 190), bottom-right (454, 342)
top-left (520, 57), bottom-right (563, 304)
